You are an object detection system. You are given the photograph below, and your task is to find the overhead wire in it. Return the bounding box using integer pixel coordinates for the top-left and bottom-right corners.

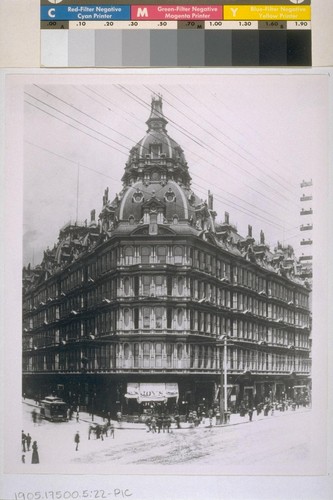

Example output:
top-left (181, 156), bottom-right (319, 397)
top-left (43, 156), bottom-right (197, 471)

top-left (25, 91), bottom-right (130, 154)
top-left (75, 84), bottom-right (299, 217)
top-left (177, 84), bottom-right (295, 194)
top-left (25, 88), bottom-right (300, 236)
top-left (146, 84), bottom-right (298, 206)
top-left (117, 84), bottom-right (299, 209)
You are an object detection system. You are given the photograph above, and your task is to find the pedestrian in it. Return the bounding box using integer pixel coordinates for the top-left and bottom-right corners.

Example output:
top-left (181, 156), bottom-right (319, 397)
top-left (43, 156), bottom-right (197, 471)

top-left (74, 431), bottom-right (80, 451)
top-left (23, 393), bottom-right (26, 401)
top-left (150, 417), bottom-right (156, 434)
top-left (31, 441), bottom-right (39, 464)
top-left (22, 431), bottom-right (26, 452)
top-left (145, 417), bottom-right (152, 433)
top-left (208, 409), bottom-right (213, 428)
top-left (174, 414), bottom-right (180, 429)
top-left (248, 408), bottom-right (254, 422)
top-left (110, 423), bottom-right (115, 439)
top-left (26, 433), bottom-right (32, 451)
top-left (32, 409), bottom-right (37, 425)
top-left (76, 411), bottom-right (79, 423)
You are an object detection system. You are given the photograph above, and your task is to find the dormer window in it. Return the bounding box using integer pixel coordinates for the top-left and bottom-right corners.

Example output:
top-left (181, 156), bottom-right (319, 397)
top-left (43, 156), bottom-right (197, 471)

top-left (150, 143), bottom-right (162, 158)
top-left (132, 190), bottom-right (144, 203)
top-left (164, 188), bottom-right (176, 203)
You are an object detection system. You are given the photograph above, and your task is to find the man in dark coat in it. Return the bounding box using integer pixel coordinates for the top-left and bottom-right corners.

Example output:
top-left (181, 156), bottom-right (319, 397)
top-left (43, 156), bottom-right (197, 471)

top-left (26, 433), bottom-right (32, 451)
top-left (22, 431), bottom-right (26, 452)
top-left (74, 431), bottom-right (80, 451)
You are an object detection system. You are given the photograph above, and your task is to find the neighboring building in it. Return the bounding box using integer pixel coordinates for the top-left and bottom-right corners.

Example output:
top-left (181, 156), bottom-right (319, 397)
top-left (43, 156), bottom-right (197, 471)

top-left (297, 179), bottom-right (313, 282)
top-left (22, 97), bottom-right (312, 416)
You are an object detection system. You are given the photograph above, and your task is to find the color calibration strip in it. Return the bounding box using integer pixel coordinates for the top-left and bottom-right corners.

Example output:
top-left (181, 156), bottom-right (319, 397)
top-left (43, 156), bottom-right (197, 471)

top-left (40, 2), bottom-right (312, 67)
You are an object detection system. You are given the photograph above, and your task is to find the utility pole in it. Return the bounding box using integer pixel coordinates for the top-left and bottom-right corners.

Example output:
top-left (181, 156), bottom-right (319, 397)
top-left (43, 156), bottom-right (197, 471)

top-left (219, 335), bottom-right (228, 424)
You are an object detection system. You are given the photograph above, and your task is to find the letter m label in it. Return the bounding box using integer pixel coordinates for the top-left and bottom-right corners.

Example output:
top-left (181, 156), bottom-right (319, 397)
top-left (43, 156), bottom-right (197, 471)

top-left (136, 7), bottom-right (148, 17)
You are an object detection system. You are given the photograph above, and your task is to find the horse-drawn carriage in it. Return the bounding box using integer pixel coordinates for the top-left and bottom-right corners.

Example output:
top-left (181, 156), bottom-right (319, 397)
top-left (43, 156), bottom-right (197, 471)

top-left (88, 422), bottom-right (114, 440)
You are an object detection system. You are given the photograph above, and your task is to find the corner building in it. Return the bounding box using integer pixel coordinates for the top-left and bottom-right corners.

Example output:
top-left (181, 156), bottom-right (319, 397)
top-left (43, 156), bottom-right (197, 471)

top-left (23, 97), bottom-right (311, 416)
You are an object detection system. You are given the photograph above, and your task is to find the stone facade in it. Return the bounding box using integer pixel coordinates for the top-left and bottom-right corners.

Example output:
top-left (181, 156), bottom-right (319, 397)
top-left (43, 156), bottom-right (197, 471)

top-left (22, 97), bottom-right (311, 416)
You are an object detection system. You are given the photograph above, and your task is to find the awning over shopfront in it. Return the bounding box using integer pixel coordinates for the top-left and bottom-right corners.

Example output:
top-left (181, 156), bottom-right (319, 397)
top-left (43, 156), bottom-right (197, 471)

top-left (125, 382), bottom-right (179, 403)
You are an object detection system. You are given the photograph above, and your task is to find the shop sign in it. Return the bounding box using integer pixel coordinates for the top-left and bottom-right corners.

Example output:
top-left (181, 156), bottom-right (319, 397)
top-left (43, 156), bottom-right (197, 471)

top-left (125, 382), bottom-right (179, 402)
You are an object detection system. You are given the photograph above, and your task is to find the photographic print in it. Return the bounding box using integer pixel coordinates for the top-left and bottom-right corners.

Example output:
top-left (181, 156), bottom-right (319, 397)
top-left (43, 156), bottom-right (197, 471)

top-left (2, 72), bottom-right (330, 480)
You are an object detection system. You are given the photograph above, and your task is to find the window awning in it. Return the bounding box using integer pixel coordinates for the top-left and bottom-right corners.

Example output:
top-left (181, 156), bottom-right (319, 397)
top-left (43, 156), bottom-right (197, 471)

top-left (125, 382), bottom-right (179, 403)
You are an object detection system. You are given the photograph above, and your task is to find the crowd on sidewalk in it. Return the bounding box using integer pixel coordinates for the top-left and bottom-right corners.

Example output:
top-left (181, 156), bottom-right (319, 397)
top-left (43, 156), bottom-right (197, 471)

top-left (21, 395), bottom-right (310, 463)
top-left (21, 430), bottom-right (39, 464)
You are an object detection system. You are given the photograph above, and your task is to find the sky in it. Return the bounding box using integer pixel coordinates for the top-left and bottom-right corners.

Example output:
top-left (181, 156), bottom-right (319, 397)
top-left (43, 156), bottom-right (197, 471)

top-left (22, 73), bottom-right (328, 266)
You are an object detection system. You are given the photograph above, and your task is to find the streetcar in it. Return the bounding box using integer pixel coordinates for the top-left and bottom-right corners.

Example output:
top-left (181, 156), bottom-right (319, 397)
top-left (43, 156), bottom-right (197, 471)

top-left (39, 396), bottom-right (68, 422)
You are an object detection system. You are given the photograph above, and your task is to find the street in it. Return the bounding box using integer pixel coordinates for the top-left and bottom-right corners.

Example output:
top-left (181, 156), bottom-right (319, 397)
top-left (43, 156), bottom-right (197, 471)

top-left (19, 401), bottom-right (321, 475)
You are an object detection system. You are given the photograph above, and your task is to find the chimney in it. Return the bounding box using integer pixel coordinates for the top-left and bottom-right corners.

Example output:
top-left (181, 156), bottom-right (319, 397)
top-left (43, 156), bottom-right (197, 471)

top-left (260, 230), bottom-right (265, 245)
top-left (225, 212), bottom-right (229, 224)
top-left (248, 225), bottom-right (252, 238)
top-left (90, 209), bottom-right (95, 222)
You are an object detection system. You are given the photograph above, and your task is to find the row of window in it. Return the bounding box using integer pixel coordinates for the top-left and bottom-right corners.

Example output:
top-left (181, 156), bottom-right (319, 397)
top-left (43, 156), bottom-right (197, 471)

top-left (24, 309), bottom-right (311, 351)
top-left (234, 268), bottom-right (267, 292)
top-left (232, 293), bottom-right (267, 317)
top-left (61, 269), bottom-right (84, 292)
top-left (268, 281), bottom-right (294, 303)
top-left (27, 277), bottom-right (310, 316)
top-left (231, 322), bottom-right (309, 348)
top-left (25, 248), bottom-right (309, 310)
top-left (23, 343), bottom-right (311, 373)
top-left (227, 349), bottom-right (311, 373)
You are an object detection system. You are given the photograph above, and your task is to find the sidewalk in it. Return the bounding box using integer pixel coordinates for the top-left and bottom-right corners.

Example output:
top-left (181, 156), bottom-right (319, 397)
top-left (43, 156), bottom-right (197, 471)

top-left (22, 397), bottom-right (310, 431)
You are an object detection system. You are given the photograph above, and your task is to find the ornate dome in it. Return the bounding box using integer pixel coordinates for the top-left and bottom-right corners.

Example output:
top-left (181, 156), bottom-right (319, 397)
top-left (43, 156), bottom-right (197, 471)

top-left (121, 96), bottom-right (191, 188)
top-left (99, 96), bottom-right (217, 236)
top-left (118, 180), bottom-right (198, 223)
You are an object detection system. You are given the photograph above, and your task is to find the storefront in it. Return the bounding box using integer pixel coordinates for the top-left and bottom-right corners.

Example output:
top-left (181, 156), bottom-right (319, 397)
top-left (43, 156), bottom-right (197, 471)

top-left (124, 382), bottom-right (179, 417)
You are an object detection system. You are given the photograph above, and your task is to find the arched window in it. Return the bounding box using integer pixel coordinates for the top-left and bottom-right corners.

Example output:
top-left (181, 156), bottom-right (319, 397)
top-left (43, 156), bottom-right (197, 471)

top-left (198, 345), bottom-right (204, 368)
top-left (143, 307), bottom-right (151, 329)
top-left (155, 275), bottom-right (163, 296)
top-left (133, 343), bottom-right (139, 368)
top-left (166, 343), bottom-right (173, 367)
top-left (190, 345), bottom-right (195, 368)
top-left (123, 277), bottom-right (130, 296)
top-left (174, 246), bottom-right (183, 265)
top-left (177, 344), bottom-right (183, 360)
top-left (124, 308), bottom-right (130, 328)
top-left (141, 246), bottom-right (151, 264)
top-left (155, 343), bottom-right (162, 367)
top-left (205, 346), bottom-right (211, 368)
top-left (143, 343), bottom-right (150, 368)
top-left (178, 276), bottom-right (184, 296)
top-left (156, 245), bottom-right (167, 263)
top-left (125, 246), bottom-right (134, 265)
top-left (124, 343), bottom-right (130, 360)
top-left (155, 307), bottom-right (163, 329)
top-left (142, 275), bottom-right (151, 296)
top-left (177, 308), bottom-right (183, 327)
